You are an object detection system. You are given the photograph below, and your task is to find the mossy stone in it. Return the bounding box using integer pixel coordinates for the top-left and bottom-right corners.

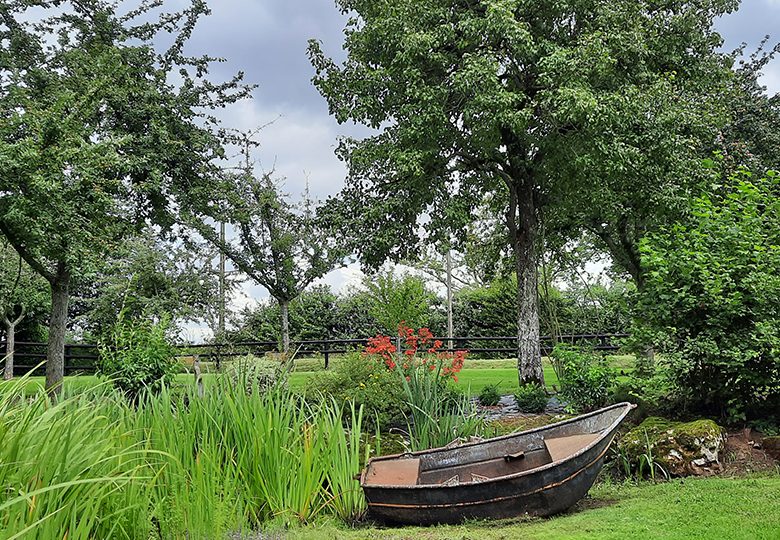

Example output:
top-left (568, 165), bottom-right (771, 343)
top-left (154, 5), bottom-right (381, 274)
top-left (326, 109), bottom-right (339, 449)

top-left (620, 417), bottom-right (726, 477)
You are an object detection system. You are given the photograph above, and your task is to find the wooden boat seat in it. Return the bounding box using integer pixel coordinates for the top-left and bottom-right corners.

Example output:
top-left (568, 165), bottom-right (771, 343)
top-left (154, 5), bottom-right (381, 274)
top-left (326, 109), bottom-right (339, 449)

top-left (544, 433), bottom-right (601, 462)
top-left (366, 458), bottom-right (420, 486)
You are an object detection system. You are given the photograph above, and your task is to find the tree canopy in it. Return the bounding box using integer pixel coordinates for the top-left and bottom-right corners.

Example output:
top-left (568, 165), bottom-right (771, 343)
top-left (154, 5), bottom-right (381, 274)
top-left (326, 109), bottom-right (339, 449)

top-left (310, 0), bottom-right (737, 384)
top-left (188, 130), bottom-right (344, 352)
top-left (0, 0), bottom-right (249, 393)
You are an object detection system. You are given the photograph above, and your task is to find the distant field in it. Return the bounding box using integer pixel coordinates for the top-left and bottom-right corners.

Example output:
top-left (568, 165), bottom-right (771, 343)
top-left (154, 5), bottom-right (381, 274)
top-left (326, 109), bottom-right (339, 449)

top-left (2, 356), bottom-right (635, 397)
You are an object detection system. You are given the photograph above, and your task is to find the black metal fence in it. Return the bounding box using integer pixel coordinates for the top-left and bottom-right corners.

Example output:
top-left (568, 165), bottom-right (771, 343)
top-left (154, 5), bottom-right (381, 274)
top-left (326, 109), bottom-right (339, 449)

top-left (0, 333), bottom-right (629, 376)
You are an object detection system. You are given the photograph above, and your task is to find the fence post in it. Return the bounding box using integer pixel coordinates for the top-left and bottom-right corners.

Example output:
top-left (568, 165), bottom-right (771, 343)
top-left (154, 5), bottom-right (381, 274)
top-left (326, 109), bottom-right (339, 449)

top-left (323, 336), bottom-right (330, 370)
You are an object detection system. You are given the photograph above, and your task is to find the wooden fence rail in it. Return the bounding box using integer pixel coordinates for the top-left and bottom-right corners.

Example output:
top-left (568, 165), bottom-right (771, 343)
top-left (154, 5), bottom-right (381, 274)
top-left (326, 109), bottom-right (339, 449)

top-left (0, 333), bottom-right (629, 376)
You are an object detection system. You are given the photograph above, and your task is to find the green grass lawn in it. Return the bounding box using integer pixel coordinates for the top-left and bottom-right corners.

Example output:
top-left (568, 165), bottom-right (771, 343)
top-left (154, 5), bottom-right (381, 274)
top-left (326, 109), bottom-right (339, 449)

top-left (287, 475), bottom-right (780, 540)
top-left (1, 356), bottom-right (635, 397)
top-left (289, 355), bottom-right (635, 395)
top-left (287, 361), bottom-right (547, 394)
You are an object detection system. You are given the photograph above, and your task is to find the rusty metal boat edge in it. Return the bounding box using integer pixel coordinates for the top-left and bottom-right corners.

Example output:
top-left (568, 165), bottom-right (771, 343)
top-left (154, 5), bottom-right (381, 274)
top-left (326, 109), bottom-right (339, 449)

top-left (360, 401), bottom-right (636, 525)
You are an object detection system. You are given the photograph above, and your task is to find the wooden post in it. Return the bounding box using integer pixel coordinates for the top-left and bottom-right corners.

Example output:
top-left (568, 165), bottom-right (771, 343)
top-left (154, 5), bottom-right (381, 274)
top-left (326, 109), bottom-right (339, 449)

top-left (193, 355), bottom-right (205, 399)
top-left (324, 335), bottom-right (330, 370)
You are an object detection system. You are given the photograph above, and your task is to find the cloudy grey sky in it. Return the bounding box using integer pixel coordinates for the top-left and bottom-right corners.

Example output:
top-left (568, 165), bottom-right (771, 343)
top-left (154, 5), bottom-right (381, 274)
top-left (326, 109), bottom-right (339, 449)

top-left (169, 0), bottom-right (780, 339)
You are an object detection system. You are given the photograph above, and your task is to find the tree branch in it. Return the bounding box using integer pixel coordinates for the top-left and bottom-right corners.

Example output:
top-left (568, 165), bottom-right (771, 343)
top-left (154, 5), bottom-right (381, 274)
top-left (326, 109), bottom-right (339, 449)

top-left (0, 221), bottom-right (55, 283)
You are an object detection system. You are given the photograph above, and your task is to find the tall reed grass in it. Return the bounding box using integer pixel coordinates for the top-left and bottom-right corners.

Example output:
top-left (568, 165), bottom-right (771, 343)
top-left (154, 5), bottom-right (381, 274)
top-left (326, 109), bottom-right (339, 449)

top-left (0, 373), bottom-right (371, 539)
top-left (398, 363), bottom-right (486, 452)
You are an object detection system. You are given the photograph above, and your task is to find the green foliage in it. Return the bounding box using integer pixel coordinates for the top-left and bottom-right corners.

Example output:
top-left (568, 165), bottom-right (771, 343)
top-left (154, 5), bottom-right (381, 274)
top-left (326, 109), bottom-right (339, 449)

top-left (363, 270), bottom-right (438, 334)
top-left (541, 280), bottom-right (634, 338)
top-left (397, 361), bottom-right (485, 452)
top-left (230, 285), bottom-right (388, 344)
top-left (637, 169), bottom-right (780, 421)
top-left (310, 0), bottom-right (735, 384)
top-left (611, 368), bottom-right (681, 418)
top-left (552, 345), bottom-right (616, 413)
top-left (226, 354), bottom-right (287, 395)
top-left (0, 242), bottom-right (50, 338)
top-left (453, 278), bottom-right (517, 338)
top-left (307, 352), bottom-right (408, 432)
top-left (74, 231), bottom-right (221, 342)
top-left (719, 39), bottom-right (780, 176)
top-left (0, 373), bottom-right (372, 538)
top-left (0, 1), bottom-right (249, 391)
top-left (513, 383), bottom-right (549, 413)
top-left (187, 133), bottom-right (342, 352)
top-left (97, 313), bottom-right (178, 400)
top-left (478, 383), bottom-right (503, 407)
top-left (0, 380), bottom-right (156, 539)
top-left (455, 276), bottom-right (633, 344)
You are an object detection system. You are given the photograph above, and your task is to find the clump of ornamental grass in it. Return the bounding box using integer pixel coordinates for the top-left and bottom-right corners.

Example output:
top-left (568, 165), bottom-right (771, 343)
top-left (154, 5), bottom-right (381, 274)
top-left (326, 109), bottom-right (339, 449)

top-left (0, 373), bottom-right (154, 540)
top-left (0, 371), bottom-right (372, 539)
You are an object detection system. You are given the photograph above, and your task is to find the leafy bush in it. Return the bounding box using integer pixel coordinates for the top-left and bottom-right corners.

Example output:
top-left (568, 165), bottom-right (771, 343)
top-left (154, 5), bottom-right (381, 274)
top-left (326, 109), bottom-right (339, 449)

top-left (362, 270), bottom-right (441, 334)
top-left (611, 367), bottom-right (680, 417)
top-left (98, 312), bottom-right (178, 399)
top-left (637, 169), bottom-right (780, 421)
top-left (514, 383), bottom-right (548, 413)
top-left (479, 383), bottom-right (502, 406)
top-left (308, 352), bottom-right (408, 431)
top-left (225, 353), bottom-right (286, 394)
top-left (552, 345), bottom-right (615, 413)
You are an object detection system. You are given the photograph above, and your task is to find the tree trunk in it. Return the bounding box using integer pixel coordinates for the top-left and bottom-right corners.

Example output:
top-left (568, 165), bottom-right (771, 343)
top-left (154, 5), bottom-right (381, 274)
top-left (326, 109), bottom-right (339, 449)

top-left (507, 181), bottom-right (544, 387)
top-left (3, 320), bottom-right (14, 381)
top-left (45, 267), bottom-right (70, 398)
top-left (3, 305), bottom-right (26, 380)
top-left (279, 299), bottom-right (290, 354)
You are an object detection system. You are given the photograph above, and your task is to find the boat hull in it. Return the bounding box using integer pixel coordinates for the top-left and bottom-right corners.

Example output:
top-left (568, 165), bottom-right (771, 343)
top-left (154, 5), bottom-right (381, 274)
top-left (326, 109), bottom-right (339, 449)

top-left (362, 403), bottom-right (632, 525)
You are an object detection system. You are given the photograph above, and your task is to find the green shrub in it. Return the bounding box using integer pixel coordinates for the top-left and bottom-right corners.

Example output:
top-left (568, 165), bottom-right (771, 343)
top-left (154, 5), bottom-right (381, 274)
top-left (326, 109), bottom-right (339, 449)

top-left (479, 382), bottom-right (502, 406)
top-left (611, 367), bottom-right (680, 417)
top-left (225, 353), bottom-right (286, 394)
top-left (514, 383), bottom-right (548, 413)
top-left (97, 312), bottom-right (177, 399)
top-left (637, 170), bottom-right (780, 421)
top-left (307, 352), bottom-right (408, 431)
top-left (552, 345), bottom-right (615, 413)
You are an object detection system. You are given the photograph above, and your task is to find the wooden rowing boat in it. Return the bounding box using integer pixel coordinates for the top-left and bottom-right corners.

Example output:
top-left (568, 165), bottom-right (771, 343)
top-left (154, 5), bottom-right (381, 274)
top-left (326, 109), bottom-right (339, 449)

top-left (360, 402), bottom-right (635, 525)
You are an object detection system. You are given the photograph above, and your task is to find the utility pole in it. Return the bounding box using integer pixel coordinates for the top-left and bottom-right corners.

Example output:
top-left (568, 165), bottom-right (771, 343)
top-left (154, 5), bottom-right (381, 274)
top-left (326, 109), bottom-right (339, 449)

top-left (446, 249), bottom-right (454, 351)
top-left (218, 220), bottom-right (226, 337)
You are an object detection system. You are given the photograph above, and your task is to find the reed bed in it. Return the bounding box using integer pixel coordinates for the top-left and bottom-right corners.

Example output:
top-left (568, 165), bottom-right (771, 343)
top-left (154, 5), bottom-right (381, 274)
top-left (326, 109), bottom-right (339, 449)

top-left (0, 375), bottom-right (370, 539)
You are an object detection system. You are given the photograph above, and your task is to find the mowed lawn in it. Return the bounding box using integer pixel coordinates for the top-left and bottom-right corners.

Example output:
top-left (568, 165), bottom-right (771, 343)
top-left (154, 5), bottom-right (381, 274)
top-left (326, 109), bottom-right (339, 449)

top-left (288, 356), bottom-right (635, 395)
top-left (0, 356), bottom-right (635, 397)
top-left (288, 475), bottom-right (780, 540)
